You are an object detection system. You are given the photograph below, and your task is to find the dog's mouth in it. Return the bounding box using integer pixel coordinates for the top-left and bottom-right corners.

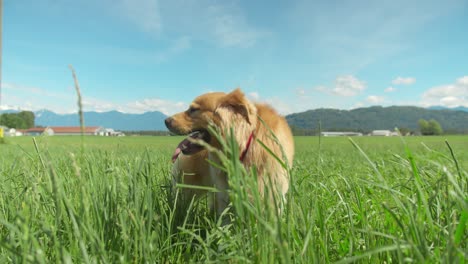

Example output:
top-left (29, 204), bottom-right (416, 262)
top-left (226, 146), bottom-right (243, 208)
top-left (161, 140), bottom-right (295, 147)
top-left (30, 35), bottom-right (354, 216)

top-left (172, 130), bottom-right (211, 162)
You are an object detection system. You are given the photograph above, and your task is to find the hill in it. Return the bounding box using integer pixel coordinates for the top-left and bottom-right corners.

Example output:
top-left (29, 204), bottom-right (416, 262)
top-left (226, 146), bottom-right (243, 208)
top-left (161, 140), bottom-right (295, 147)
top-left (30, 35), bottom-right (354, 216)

top-left (34, 110), bottom-right (167, 131)
top-left (286, 106), bottom-right (468, 134)
top-left (428, 106), bottom-right (468, 112)
top-left (2, 106), bottom-right (467, 133)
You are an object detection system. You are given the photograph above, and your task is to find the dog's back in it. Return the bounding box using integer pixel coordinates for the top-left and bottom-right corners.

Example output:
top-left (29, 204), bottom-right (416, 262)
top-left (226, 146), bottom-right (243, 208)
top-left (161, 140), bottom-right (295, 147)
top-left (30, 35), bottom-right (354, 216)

top-left (244, 103), bottom-right (294, 199)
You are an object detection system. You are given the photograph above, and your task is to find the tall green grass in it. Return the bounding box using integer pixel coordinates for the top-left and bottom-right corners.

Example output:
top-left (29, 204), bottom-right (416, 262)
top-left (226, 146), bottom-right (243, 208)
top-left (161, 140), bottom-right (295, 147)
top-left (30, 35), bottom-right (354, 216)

top-left (0, 135), bottom-right (466, 262)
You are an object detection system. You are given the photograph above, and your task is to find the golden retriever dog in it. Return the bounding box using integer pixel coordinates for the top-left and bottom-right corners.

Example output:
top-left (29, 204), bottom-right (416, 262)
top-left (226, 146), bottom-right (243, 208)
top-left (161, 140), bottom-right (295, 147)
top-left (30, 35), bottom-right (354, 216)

top-left (165, 88), bottom-right (294, 215)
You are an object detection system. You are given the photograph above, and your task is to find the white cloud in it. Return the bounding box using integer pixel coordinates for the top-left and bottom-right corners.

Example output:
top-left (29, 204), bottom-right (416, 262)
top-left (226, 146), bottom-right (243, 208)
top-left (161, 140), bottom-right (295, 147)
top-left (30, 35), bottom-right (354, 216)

top-left (37, 96), bottom-right (188, 115)
top-left (384, 86), bottom-right (396, 93)
top-left (352, 102), bottom-right (364, 109)
top-left (171, 36), bottom-right (191, 52)
top-left (3, 83), bottom-right (69, 99)
top-left (265, 97), bottom-right (293, 115)
top-left (243, 91), bottom-right (295, 115)
top-left (116, 0), bottom-right (162, 35)
top-left (81, 97), bottom-right (120, 112)
top-left (457, 76), bottom-right (468, 85)
top-left (314, 85), bottom-right (327, 92)
top-left (332, 75), bottom-right (366, 96)
top-left (294, 88), bottom-right (315, 101)
top-left (421, 76), bottom-right (468, 107)
top-left (314, 75), bottom-right (367, 97)
top-left (247, 92), bottom-right (260, 101)
top-left (0, 104), bottom-right (18, 110)
top-left (289, 0), bottom-right (466, 72)
top-left (1, 81), bottom-right (190, 115)
top-left (366, 95), bottom-right (385, 104)
top-left (1, 82), bottom-right (77, 113)
top-left (125, 98), bottom-right (187, 115)
top-left (209, 6), bottom-right (263, 48)
top-left (392, 77), bottom-right (416, 85)
top-left (296, 88), bottom-right (306, 96)
top-left (154, 36), bottom-right (192, 63)
top-left (111, 0), bottom-right (265, 48)
top-left (424, 85), bottom-right (466, 98)
top-left (440, 96), bottom-right (464, 106)
top-left (196, 2), bottom-right (265, 48)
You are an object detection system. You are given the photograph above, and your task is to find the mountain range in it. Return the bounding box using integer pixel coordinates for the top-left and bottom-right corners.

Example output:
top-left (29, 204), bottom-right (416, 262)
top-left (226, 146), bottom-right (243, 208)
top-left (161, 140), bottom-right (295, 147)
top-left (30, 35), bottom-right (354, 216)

top-left (286, 106), bottom-right (468, 133)
top-left (1, 106), bottom-right (467, 133)
top-left (427, 106), bottom-right (468, 112)
top-left (33, 110), bottom-right (167, 131)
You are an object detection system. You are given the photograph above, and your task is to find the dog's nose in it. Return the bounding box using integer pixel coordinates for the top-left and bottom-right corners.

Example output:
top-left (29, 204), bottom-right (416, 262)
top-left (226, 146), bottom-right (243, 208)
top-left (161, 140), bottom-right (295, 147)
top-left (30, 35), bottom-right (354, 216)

top-left (165, 117), bottom-right (172, 128)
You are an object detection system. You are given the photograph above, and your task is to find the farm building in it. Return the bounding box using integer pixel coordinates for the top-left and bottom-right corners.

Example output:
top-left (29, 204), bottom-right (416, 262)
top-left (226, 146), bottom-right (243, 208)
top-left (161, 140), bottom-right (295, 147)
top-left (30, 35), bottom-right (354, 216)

top-left (98, 128), bottom-right (125, 136)
top-left (51, 126), bottom-right (104, 136)
top-left (7, 128), bottom-right (22, 136)
top-left (370, 130), bottom-right (399, 136)
top-left (20, 126), bottom-right (124, 136)
top-left (1, 126), bottom-right (23, 136)
top-left (24, 127), bottom-right (54, 136)
top-left (320, 131), bottom-right (363, 137)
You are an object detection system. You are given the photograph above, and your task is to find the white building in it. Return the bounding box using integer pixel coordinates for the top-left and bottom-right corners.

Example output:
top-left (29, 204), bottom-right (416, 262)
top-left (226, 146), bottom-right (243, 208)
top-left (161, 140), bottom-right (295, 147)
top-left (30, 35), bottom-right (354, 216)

top-left (97, 128), bottom-right (125, 136)
top-left (21, 126), bottom-right (124, 136)
top-left (5, 128), bottom-right (17, 136)
top-left (321, 131), bottom-right (363, 137)
top-left (24, 127), bottom-right (55, 136)
top-left (0, 126), bottom-right (23, 136)
top-left (370, 130), bottom-right (399, 136)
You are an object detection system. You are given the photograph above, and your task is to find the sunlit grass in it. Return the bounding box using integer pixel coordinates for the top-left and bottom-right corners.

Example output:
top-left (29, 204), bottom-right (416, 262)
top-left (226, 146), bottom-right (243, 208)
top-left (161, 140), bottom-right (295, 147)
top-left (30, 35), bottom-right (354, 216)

top-left (0, 135), bottom-right (466, 262)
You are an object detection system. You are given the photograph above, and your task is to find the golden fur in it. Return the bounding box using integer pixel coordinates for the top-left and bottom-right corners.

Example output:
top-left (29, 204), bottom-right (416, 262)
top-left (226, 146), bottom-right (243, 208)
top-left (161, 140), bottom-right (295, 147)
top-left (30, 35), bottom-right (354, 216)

top-left (165, 88), bottom-right (294, 214)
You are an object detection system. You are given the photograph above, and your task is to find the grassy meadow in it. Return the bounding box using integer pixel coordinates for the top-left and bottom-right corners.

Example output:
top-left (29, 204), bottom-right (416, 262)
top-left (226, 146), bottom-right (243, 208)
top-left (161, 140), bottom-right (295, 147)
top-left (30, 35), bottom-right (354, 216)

top-left (0, 135), bottom-right (467, 263)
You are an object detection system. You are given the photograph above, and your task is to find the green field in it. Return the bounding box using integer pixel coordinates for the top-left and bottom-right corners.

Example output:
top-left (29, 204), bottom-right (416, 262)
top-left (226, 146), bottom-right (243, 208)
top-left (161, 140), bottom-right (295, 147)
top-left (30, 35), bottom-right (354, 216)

top-left (0, 135), bottom-right (467, 262)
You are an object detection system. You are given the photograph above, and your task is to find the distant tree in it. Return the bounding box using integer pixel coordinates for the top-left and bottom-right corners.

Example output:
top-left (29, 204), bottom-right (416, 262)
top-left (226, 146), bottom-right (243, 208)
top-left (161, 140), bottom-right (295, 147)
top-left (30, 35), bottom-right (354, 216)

top-left (0, 111), bottom-right (35, 129)
top-left (290, 125), bottom-right (317, 136)
top-left (397, 127), bottom-right (412, 136)
top-left (0, 113), bottom-right (20, 128)
top-left (418, 119), bottom-right (430, 135)
top-left (18, 111), bottom-right (35, 128)
top-left (418, 118), bottom-right (443, 135)
top-left (428, 119), bottom-right (443, 135)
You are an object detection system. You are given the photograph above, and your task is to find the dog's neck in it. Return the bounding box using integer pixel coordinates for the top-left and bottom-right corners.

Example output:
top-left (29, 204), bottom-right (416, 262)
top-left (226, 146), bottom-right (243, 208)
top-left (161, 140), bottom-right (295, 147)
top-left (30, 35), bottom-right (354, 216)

top-left (240, 131), bottom-right (255, 162)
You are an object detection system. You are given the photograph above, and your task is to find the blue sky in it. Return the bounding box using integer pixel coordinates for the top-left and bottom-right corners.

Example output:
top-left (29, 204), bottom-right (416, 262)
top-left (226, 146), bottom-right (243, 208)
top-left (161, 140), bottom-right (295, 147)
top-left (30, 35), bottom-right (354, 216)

top-left (1, 0), bottom-right (467, 115)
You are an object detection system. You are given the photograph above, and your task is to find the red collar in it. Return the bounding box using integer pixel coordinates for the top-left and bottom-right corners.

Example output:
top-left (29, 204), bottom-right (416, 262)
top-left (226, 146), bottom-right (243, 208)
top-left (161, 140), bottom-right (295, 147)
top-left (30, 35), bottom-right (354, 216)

top-left (240, 132), bottom-right (255, 162)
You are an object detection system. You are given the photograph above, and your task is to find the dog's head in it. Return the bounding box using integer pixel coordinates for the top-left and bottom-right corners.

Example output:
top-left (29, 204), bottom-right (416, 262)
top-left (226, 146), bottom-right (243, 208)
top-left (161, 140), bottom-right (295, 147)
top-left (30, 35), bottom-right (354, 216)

top-left (165, 88), bottom-right (257, 161)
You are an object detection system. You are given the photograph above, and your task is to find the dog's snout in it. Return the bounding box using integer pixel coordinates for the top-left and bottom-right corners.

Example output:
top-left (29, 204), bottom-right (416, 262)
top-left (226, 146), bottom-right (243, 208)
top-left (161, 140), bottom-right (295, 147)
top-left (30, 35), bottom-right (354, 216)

top-left (165, 117), bottom-right (173, 128)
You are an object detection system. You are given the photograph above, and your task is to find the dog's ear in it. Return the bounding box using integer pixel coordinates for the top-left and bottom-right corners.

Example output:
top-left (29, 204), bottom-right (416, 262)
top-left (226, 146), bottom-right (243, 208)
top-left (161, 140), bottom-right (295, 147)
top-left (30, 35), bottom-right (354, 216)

top-left (218, 88), bottom-right (257, 124)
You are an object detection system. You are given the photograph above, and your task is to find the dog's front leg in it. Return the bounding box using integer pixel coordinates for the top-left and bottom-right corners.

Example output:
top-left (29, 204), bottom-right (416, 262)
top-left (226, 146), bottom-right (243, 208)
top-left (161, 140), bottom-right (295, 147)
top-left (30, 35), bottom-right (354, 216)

top-left (209, 165), bottom-right (230, 218)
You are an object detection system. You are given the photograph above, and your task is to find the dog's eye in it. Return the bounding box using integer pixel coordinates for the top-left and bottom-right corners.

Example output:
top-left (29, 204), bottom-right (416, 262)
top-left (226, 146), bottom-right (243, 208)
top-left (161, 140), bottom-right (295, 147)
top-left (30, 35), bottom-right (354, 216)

top-left (188, 107), bottom-right (199, 114)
